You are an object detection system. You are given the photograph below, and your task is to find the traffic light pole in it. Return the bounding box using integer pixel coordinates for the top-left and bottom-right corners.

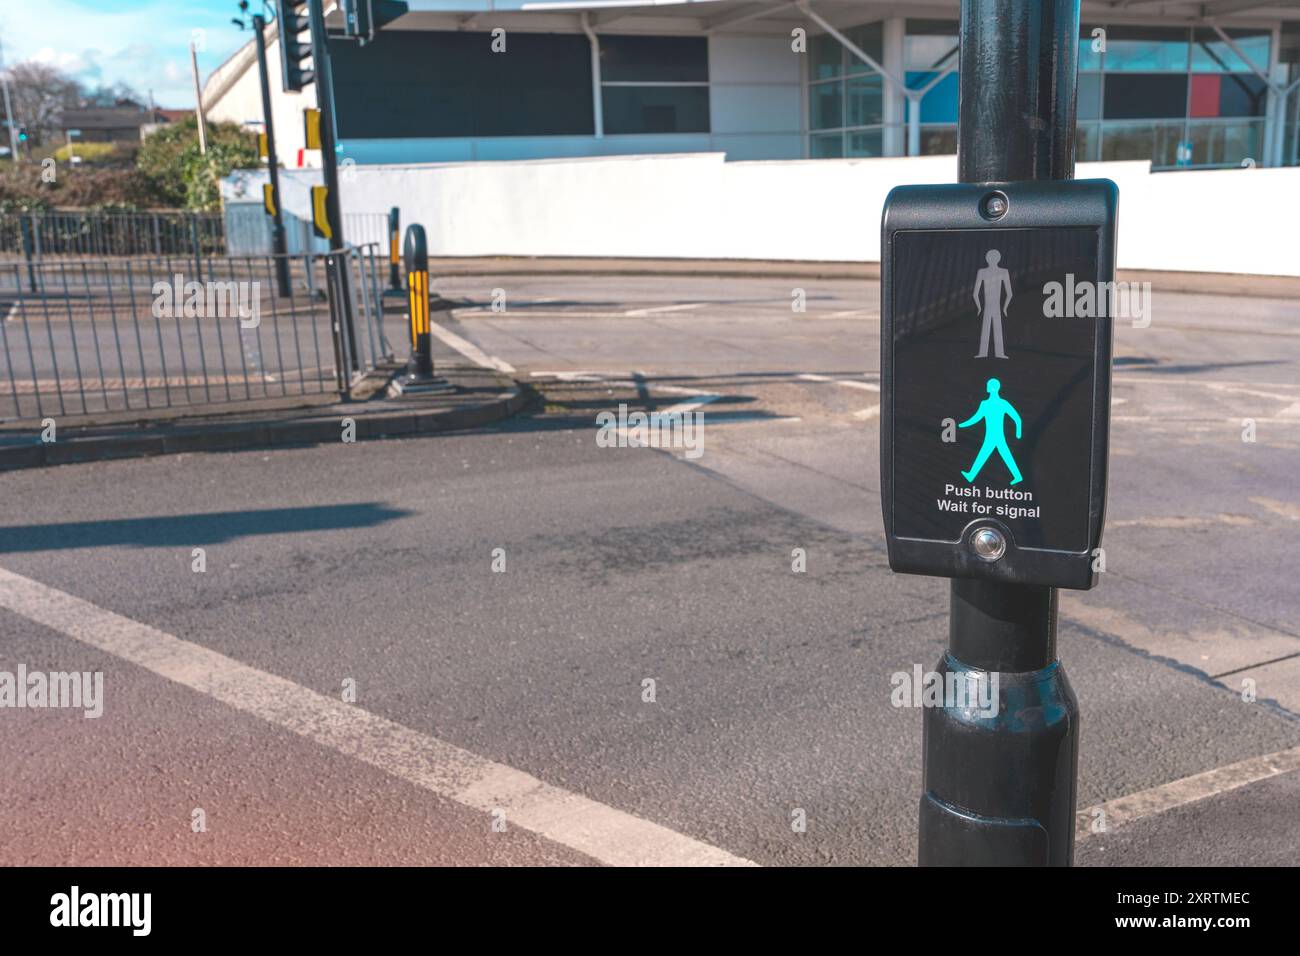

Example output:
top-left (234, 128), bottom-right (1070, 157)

top-left (306, 0), bottom-right (359, 370)
top-left (253, 13), bottom-right (291, 297)
top-left (918, 0), bottom-right (1082, 867)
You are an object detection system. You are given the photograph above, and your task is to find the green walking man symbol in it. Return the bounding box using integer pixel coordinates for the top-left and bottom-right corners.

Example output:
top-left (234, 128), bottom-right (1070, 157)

top-left (958, 377), bottom-right (1024, 485)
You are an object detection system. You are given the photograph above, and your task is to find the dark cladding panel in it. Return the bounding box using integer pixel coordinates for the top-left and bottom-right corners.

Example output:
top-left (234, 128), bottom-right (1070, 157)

top-left (329, 31), bottom-right (594, 139)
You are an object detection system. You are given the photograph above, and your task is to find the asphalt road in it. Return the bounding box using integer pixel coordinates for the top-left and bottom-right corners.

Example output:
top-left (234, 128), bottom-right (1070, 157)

top-left (1, 272), bottom-right (1297, 866)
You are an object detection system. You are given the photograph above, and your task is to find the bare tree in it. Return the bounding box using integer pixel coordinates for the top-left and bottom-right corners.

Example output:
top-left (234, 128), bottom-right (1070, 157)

top-left (6, 61), bottom-right (79, 146)
top-left (81, 80), bottom-right (145, 110)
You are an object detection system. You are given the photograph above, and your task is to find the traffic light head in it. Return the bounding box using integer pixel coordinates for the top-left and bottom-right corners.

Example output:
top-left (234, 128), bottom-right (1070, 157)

top-left (276, 0), bottom-right (314, 92)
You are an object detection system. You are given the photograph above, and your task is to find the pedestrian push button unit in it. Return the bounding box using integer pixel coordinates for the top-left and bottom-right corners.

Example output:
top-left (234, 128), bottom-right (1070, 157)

top-left (879, 180), bottom-right (1119, 590)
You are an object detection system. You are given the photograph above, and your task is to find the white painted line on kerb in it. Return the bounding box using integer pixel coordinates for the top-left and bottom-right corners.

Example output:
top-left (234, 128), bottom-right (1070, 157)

top-left (1076, 744), bottom-right (1300, 842)
top-left (428, 319), bottom-right (516, 374)
top-left (0, 566), bottom-right (754, 867)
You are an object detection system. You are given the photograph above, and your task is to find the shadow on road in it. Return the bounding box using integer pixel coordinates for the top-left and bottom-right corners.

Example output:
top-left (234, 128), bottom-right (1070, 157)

top-left (0, 503), bottom-right (412, 553)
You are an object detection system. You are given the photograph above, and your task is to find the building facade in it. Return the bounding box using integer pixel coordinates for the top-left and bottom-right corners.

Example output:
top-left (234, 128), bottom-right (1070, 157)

top-left (204, 1), bottom-right (1300, 170)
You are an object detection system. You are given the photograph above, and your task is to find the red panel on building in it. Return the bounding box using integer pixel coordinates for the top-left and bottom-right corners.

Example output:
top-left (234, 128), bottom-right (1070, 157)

top-left (1190, 74), bottom-right (1222, 118)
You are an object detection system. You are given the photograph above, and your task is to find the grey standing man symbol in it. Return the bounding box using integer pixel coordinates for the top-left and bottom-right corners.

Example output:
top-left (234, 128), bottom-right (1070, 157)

top-left (973, 249), bottom-right (1012, 359)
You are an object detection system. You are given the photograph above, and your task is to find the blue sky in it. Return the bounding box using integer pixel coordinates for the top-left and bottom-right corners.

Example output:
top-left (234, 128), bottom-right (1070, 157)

top-left (0, 0), bottom-right (254, 108)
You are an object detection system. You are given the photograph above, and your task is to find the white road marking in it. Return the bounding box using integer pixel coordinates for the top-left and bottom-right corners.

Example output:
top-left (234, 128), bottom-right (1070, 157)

top-left (0, 566), bottom-right (753, 867)
top-left (455, 310), bottom-right (627, 320)
top-left (1117, 375), bottom-right (1300, 393)
top-left (852, 406), bottom-right (880, 420)
top-left (649, 383), bottom-right (717, 398)
top-left (428, 319), bottom-right (516, 374)
top-left (796, 373), bottom-right (880, 392)
top-left (1249, 497), bottom-right (1300, 521)
top-left (1109, 513), bottom-right (1256, 529)
top-left (1112, 415), bottom-right (1300, 426)
top-left (1206, 382), bottom-right (1300, 405)
top-left (1076, 744), bottom-right (1300, 842)
top-left (530, 370), bottom-right (614, 383)
top-left (3, 302), bottom-right (18, 323)
top-left (660, 393), bottom-right (719, 416)
top-left (624, 302), bottom-right (707, 317)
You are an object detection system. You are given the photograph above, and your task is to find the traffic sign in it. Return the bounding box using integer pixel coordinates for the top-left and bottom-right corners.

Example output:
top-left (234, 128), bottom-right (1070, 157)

top-left (303, 108), bottom-right (322, 150)
top-left (311, 184), bottom-right (332, 239)
top-left (881, 180), bottom-right (1118, 590)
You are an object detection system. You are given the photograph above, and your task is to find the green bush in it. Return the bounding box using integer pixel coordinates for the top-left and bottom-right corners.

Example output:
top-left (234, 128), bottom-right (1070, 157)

top-left (136, 116), bottom-right (259, 211)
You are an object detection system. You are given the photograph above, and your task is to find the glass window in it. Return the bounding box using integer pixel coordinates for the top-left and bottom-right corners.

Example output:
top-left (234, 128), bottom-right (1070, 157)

top-left (847, 129), bottom-right (883, 157)
top-left (810, 132), bottom-right (843, 158)
top-left (846, 74), bottom-right (883, 127)
top-left (1078, 73), bottom-right (1102, 121)
top-left (1101, 120), bottom-right (1184, 166)
top-left (808, 23), bottom-right (885, 158)
top-left (810, 33), bottom-right (843, 81)
top-left (599, 35), bottom-right (708, 83)
top-left (599, 35), bottom-right (709, 135)
top-left (844, 21), bottom-right (884, 71)
top-left (1103, 73), bottom-right (1188, 119)
top-left (1103, 26), bottom-right (1190, 72)
top-left (809, 82), bottom-right (843, 131)
top-left (919, 127), bottom-right (957, 156)
top-left (1191, 29), bottom-right (1270, 73)
top-left (1188, 119), bottom-right (1265, 166)
top-left (1079, 26), bottom-right (1105, 72)
top-left (1219, 74), bottom-right (1269, 117)
top-left (602, 86), bottom-right (709, 135)
top-left (1076, 123), bottom-right (1101, 162)
top-left (905, 72), bottom-right (958, 124)
top-left (904, 19), bottom-right (959, 71)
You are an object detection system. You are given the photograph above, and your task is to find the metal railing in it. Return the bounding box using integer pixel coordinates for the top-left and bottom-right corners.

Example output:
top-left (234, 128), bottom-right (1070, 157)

top-left (0, 243), bottom-right (392, 424)
top-left (0, 210), bottom-right (226, 260)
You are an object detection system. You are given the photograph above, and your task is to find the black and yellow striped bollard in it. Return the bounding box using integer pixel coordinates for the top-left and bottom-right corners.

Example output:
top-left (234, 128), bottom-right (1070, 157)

top-left (390, 223), bottom-right (452, 395)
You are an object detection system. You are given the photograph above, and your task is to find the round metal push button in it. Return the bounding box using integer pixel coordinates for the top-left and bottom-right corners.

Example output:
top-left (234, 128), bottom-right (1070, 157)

top-left (971, 527), bottom-right (1006, 562)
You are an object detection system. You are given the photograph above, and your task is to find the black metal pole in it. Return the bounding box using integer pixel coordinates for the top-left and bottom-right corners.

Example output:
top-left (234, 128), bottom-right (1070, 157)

top-left (253, 13), bottom-right (291, 298)
top-left (19, 214), bottom-right (36, 293)
top-left (958, 0), bottom-right (1078, 184)
top-left (306, 0), bottom-right (359, 370)
top-left (918, 0), bottom-right (1081, 867)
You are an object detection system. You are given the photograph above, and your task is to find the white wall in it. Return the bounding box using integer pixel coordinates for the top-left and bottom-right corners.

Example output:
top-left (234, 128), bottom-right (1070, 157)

top-left (204, 31), bottom-right (319, 169)
top-left (223, 153), bottom-right (1300, 276)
